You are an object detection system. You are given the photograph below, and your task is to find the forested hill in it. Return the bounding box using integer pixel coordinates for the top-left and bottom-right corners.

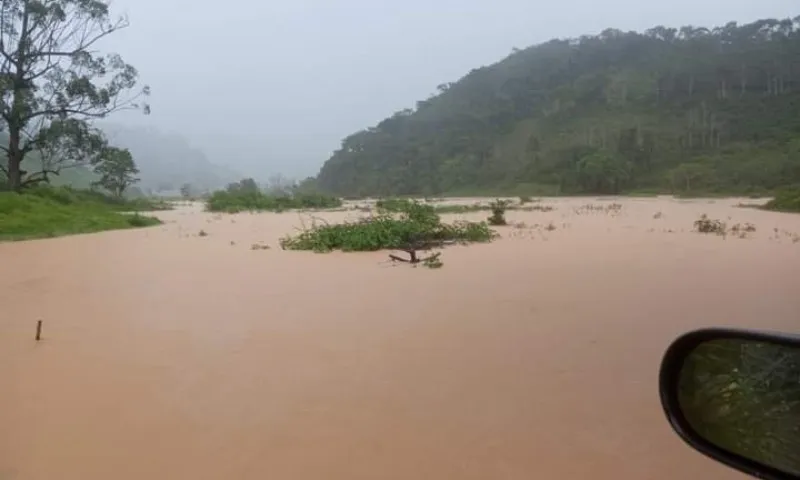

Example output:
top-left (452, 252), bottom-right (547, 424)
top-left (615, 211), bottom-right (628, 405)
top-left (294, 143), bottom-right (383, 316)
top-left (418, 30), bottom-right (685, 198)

top-left (314, 17), bottom-right (800, 197)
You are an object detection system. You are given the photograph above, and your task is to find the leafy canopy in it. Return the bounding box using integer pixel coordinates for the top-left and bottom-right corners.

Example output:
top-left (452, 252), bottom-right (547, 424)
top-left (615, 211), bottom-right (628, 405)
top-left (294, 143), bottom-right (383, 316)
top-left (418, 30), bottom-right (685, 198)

top-left (92, 146), bottom-right (138, 197)
top-left (0, 0), bottom-right (149, 190)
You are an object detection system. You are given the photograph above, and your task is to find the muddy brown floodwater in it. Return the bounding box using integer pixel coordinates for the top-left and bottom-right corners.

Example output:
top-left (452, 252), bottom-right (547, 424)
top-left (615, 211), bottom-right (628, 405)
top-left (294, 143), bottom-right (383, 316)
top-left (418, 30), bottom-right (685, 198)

top-left (1, 197), bottom-right (799, 480)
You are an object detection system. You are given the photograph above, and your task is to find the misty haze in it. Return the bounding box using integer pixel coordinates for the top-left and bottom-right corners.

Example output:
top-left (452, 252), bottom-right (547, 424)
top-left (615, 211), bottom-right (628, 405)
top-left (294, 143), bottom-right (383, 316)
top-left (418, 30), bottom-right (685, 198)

top-left (2, 1), bottom-right (800, 479)
top-left (105, 0), bottom-right (800, 186)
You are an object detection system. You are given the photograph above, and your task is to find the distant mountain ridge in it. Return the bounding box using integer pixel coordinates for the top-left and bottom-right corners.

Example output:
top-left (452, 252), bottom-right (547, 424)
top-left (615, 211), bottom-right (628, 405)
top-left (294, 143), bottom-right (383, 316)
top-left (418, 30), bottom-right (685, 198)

top-left (314, 17), bottom-right (800, 197)
top-left (100, 123), bottom-right (241, 192)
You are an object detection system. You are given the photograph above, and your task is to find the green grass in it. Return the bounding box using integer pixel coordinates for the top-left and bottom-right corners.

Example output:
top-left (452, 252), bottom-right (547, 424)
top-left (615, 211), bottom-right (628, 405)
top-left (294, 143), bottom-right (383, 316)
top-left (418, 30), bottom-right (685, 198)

top-left (764, 188), bottom-right (800, 213)
top-left (206, 190), bottom-right (342, 213)
top-left (280, 200), bottom-right (496, 253)
top-left (17, 185), bottom-right (173, 212)
top-left (0, 186), bottom-right (162, 241)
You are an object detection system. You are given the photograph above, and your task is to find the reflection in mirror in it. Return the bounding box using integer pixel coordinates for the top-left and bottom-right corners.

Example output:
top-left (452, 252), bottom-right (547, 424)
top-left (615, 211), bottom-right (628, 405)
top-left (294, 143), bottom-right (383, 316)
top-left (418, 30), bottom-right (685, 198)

top-left (678, 338), bottom-right (800, 476)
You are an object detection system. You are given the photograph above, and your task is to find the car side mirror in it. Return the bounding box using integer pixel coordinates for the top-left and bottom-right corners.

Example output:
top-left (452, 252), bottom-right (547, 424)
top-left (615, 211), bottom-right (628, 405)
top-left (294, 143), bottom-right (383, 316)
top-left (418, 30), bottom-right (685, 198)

top-left (660, 328), bottom-right (800, 480)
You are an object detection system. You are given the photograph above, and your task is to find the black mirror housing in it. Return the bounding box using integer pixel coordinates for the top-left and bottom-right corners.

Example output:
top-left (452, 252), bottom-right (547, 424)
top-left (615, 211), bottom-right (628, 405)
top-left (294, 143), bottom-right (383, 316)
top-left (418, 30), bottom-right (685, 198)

top-left (660, 328), bottom-right (800, 480)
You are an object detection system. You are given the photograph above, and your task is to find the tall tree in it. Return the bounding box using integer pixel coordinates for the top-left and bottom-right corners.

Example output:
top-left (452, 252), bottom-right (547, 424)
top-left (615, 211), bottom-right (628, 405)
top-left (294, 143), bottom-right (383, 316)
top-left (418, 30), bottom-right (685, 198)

top-left (0, 0), bottom-right (149, 191)
top-left (92, 146), bottom-right (138, 197)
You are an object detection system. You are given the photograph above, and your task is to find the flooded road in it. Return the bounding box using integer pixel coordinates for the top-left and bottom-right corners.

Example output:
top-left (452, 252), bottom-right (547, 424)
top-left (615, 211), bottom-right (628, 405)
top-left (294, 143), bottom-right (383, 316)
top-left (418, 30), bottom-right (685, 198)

top-left (2, 197), bottom-right (799, 479)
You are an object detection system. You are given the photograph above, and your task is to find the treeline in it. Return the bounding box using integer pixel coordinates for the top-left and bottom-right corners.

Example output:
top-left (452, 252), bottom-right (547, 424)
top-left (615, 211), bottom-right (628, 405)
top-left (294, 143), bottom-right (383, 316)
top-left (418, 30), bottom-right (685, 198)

top-left (315, 17), bottom-right (800, 197)
top-left (206, 178), bottom-right (341, 212)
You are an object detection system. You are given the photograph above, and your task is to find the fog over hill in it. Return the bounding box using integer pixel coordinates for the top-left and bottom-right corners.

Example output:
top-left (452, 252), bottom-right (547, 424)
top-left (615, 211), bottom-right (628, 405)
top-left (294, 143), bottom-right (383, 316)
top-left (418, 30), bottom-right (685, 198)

top-left (100, 123), bottom-right (242, 192)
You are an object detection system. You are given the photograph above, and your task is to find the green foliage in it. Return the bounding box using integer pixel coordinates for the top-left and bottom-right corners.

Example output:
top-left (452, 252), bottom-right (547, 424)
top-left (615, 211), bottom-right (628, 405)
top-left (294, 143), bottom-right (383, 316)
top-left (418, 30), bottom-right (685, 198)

top-left (22, 185), bottom-right (170, 212)
top-left (280, 200), bottom-right (496, 253)
top-left (422, 252), bottom-right (443, 269)
top-left (127, 213), bottom-right (157, 227)
top-left (92, 147), bottom-right (140, 197)
top-left (376, 198), bottom-right (554, 216)
top-left (315, 17), bottom-right (800, 197)
top-left (576, 151), bottom-right (632, 194)
top-left (375, 197), bottom-right (414, 212)
top-left (206, 184), bottom-right (342, 213)
top-left (487, 199), bottom-right (510, 225)
top-left (433, 203), bottom-right (490, 214)
top-left (226, 178), bottom-right (260, 194)
top-left (0, 186), bottom-right (161, 241)
top-left (0, 1), bottom-right (149, 190)
top-left (765, 188), bottom-right (800, 213)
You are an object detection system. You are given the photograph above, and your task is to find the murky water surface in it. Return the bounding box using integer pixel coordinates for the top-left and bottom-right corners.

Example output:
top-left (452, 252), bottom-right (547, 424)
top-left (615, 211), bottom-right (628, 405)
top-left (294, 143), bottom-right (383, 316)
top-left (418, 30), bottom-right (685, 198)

top-left (2, 197), bottom-right (798, 479)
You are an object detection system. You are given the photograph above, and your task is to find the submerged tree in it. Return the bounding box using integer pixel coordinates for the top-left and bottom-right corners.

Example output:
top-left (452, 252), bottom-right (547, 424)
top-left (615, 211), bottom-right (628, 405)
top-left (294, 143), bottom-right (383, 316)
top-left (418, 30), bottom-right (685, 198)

top-left (0, 0), bottom-right (149, 191)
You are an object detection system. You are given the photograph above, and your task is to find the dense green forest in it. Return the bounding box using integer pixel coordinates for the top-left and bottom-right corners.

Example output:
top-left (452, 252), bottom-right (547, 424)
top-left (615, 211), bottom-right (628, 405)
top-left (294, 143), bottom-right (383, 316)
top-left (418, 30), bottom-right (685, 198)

top-left (314, 17), bottom-right (800, 197)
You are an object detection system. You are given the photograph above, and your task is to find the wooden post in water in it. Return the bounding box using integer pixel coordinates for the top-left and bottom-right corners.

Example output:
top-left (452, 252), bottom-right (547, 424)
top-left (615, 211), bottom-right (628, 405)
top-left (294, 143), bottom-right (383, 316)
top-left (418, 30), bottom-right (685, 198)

top-left (35, 320), bottom-right (42, 341)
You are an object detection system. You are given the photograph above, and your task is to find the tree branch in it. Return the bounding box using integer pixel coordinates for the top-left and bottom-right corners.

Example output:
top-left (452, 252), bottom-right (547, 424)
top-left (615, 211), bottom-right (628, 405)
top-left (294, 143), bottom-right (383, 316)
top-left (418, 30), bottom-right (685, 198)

top-left (20, 169), bottom-right (59, 188)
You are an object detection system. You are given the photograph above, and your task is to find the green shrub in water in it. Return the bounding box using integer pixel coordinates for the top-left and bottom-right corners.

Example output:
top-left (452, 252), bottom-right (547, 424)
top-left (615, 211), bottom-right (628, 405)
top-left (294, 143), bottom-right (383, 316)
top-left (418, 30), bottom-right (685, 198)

top-left (280, 200), bottom-right (496, 253)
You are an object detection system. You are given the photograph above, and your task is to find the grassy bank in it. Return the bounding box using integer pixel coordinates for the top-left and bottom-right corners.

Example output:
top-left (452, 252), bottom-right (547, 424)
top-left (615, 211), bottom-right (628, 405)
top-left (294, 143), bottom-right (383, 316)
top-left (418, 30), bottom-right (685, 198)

top-left (763, 188), bottom-right (800, 213)
top-left (23, 186), bottom-right (173, 212)
top-left (0, 186), bottom-right (163, 241)
top-left (206, 190), bottom-right (342, 213)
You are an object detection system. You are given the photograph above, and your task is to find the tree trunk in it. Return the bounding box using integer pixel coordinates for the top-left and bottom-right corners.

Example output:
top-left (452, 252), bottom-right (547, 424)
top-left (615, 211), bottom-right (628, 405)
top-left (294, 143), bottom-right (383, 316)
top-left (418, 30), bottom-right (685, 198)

top-left (6, 127), bottom-right (23, 191)
top-left (5, 157), bottom-right (21, 190)
top-left (5, 4), bottom-right (30, 192)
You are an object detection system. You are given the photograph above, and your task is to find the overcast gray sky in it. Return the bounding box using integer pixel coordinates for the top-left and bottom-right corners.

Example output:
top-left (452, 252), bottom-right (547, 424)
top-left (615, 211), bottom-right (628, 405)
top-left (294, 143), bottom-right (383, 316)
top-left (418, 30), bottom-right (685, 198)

top-left (104, 0), bottom-right (799, 180)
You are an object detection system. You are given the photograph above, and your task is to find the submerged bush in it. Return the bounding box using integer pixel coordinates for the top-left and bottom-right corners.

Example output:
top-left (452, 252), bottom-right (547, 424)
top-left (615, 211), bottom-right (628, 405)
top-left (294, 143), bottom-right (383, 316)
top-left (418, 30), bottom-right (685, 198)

top-left (487, 199), bottom-right (510, 226)
top-left (375, 197), bottom-right (414, 212)
top-left (694, 214), bottom-right (727, 235)
top-left (206, 190), bottom-right (342, 213)
top-left (280, 200), bottom-right (496, 253)
top-left (434, 203), bottom-right (488, 214)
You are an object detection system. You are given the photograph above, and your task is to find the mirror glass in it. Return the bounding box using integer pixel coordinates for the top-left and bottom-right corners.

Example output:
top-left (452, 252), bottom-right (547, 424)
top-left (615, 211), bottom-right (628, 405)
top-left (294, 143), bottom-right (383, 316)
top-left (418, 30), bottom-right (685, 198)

top-left (678, 337), bottom-right (800, 476)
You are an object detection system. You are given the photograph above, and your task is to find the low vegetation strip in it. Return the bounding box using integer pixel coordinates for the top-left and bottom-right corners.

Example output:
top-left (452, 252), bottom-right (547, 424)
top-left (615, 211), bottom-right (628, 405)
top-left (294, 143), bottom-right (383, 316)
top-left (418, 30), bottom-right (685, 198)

top-left (206, 190), bottom-right (342, 213)
top-left (376, 197), bottom-right (555, 215)
top-left (763, 188), bottom-right (800, 213)
top-left (279, 200), bottom-right (496, 254)
top-left (0, 186), bottom-right (162, 241)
